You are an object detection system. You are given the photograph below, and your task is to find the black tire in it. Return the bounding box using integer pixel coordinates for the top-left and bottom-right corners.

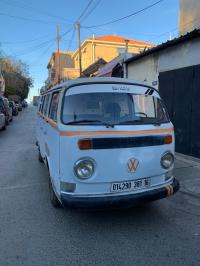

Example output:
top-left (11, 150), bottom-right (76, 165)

top-left (38, 149), bottom-right (44, 163)
top-left (49, 179), bottom-right (62, 208)
top-left (2, 125), bottom-right (6, 130)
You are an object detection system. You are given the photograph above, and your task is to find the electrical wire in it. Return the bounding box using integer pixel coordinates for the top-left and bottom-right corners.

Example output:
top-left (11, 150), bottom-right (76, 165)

top-left (0, 12), bottom-right (63, 24)
top-left (82, 0), bottom-right (164, 28)
top-left (0, 0), bottom-right (73, 23)
top-left (67, 26), bottom-right (76, 50)
top-left (77, 0), bottom-right (95, 21)
top-left (146, 14), bottom-right (200, 43)
top-left (80, 0), bottom-right (102, 22)
top-left (29, 41), bottom-right (55, 66)
top-left (66, 0), bottom-right (97, 49)
top-left (1, 33), bottom-right (54, 45)
top-left (13, 27), bottom-right (73, 57)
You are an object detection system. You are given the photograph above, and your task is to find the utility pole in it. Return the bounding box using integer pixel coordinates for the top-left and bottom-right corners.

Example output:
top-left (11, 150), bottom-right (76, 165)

top-left (76, 21), bottom-right (82, 77)
top-left (123, 39), bottom-right (129, 78)
top-left (56, 25), bottom-right (61, 84)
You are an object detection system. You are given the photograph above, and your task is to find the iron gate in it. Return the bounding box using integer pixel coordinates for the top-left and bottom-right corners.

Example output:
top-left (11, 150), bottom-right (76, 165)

top-left (159, 64), bottom-right (200, 158)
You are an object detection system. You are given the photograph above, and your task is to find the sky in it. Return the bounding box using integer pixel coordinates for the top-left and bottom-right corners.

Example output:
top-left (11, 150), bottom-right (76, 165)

top-left (0, 0), bottom-right (179, 101)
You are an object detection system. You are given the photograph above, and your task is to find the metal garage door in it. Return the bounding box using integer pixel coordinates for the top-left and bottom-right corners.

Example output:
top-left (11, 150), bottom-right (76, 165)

top-left (159, 64), bottom-right (200, 158)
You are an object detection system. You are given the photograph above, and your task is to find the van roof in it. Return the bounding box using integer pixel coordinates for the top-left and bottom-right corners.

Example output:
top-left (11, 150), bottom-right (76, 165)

top-left (42, 77), bottom-right (156, 95)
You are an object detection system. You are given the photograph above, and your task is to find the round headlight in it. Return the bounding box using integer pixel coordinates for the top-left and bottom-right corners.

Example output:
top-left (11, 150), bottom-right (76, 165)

top-left (74, 158), bottom-right (95, 179)
top-left (161, 152), bottom-right (174, 169)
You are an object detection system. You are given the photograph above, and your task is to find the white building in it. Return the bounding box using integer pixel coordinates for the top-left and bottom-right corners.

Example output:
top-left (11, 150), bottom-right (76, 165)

top-left (125, 29), bottom-right (200, 159)
top-left (126, 30), bottom-right (200, 90)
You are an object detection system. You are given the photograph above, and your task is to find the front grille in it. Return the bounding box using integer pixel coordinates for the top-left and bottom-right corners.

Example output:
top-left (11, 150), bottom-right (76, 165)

top-left (91, 135), bottom-right (168, 149)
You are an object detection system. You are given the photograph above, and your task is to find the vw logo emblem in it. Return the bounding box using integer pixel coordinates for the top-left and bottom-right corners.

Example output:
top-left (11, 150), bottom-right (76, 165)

top-left (127, 158), bottom-right (139, 173)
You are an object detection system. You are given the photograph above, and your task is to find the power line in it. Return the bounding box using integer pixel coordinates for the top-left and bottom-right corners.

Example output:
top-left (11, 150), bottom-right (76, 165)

top-left (14, 39), bottom-right (57, 57)
top-left (82, 0), bottom-right (164, 28)
top-left (0, 0), bottom-right (73, 23)
top-left (67, 26), bottom-right (76, 50)
top-left (146, 14), bottom-right (200, 43)
top-left (0, 33), bottom-right (54, 45)
top-left (28, 42), bottom-right (55, 66)
top-left (83, 26), bottom-right (159, 38)
top-left (66, 0), bottom-right (96, 50)
top-left (77, 0), bottom-right (95, 21)
top-left (12, 27), bottom-right (73, 57)
top-left (0, 12), bottom-right (64, 24)
top-left (80, 0), bottom-right (102, 22)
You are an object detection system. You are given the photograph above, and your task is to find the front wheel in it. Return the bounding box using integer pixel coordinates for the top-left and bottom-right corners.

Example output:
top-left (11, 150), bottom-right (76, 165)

top-left (2, 122), bottom-right (6, 130)
top-left (49, 179), bottom-right (62, 208)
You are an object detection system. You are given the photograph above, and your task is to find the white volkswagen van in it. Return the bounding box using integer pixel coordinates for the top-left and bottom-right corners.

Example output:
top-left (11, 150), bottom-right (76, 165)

top-left (36, 78), bottom-right (179, 209)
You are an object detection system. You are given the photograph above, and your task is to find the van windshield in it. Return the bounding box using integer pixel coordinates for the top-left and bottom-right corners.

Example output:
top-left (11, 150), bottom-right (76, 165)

top-left (62, 92), bottom-right (169, 126)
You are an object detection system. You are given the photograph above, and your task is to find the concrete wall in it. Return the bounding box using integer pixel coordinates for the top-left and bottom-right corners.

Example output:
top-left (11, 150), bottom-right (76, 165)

top-left (127, 54), bottom-right (159, 88)
top-left (159, 38), bottom-right (200, 72)
top-left (179, 0), bottom-right (200, 35)
top-left (127, 37), bottom-right (200, 89)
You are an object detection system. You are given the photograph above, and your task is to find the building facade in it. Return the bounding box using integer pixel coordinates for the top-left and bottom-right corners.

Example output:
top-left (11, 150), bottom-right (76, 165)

top-left (126, 30), bottom-right (200, 89)
top-left (72, 36), bottom-right (154, 72)
top-left (46, 51), bottom-right (79, 88)
top-left (45, 35), bottom-right (154, 88)
top-left (126, 30), bottom-right (200, 158)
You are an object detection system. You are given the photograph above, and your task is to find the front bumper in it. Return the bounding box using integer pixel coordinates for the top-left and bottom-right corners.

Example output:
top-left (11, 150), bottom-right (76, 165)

top-left (60, 178), bottom-right (179, 209)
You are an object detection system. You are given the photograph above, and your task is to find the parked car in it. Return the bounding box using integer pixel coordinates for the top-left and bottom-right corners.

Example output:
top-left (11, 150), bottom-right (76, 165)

top-left (3, 97), bottom-right (13, 122)
top-left (22, 100), bottom-right (28, 108)
top-left (9, 101), bottom-right (18, 116)
top-left (0, 100), bottom-right (6, 130)
top-left (0, 97), bottom-right (12, 124)
top-left (15, 101), bottom-right (22, 111)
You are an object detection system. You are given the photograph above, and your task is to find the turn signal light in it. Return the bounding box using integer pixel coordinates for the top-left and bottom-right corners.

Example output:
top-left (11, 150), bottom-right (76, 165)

top-left (164, 135), bottom-right (172, 144)
top-left (78, 139), bottom-right (92, 150)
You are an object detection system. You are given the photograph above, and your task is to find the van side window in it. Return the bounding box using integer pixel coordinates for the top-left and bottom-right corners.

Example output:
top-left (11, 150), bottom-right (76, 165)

top-left (43, 94), bottom-right (51, 116)
top-left (39, 96), bottom-right (44, 112)
top-left (40, 96), bottom-right (46, 114)
top-left (49, 92), bottom-right (59, 121)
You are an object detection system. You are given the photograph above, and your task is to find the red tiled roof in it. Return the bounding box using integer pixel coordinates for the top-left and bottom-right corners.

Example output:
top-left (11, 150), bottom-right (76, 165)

top-left (89, 35), bottom-right (154, 46)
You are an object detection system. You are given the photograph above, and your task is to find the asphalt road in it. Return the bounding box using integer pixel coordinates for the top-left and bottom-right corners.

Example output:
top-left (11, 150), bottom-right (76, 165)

top-left (0, 107), bottom-right (200, 266)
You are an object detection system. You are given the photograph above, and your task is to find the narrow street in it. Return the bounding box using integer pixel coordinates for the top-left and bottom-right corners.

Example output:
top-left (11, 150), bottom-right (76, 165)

top-left (0, 107), bottom-right (200, 266)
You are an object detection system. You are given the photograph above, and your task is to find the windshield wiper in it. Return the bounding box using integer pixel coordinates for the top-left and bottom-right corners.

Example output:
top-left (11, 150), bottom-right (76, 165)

top-left (115, 120), bottom-right (142, 125)
top-left (115, 120), bottom-right (164, 126)
top-left (65, 119), bottom-right (115, 128)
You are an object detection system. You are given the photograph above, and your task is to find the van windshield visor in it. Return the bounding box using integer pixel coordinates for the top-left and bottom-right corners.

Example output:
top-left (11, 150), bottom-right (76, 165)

top-left (62, 92), bottom-right (169, 126)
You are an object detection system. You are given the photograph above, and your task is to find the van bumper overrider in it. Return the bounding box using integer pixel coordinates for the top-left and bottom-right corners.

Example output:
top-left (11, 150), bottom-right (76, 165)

top-left (60, 178), bottom-right (179, 209)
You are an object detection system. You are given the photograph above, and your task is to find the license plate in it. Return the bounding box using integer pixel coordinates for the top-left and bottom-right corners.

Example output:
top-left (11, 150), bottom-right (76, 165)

top-left (111, 178), bottom-right (150, 193)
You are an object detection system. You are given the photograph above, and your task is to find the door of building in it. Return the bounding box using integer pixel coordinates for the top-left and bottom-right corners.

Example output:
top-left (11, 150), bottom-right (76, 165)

top-left (159, 64), bottom-right (200, 158)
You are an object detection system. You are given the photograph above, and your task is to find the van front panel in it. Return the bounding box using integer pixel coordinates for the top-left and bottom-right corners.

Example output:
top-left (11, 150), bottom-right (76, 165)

top-left (59, 128), bottom-right (174, 196)
top-left (58, 82), bottom-right (175, 198)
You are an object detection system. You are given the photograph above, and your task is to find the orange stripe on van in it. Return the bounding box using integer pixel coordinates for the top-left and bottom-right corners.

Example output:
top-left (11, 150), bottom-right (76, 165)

top-left (60, 128), bottom-right (174, 137)
top-left (37, 112), bottom-right (58, 130)
top-left (47, 119), bottom-right (58, 130)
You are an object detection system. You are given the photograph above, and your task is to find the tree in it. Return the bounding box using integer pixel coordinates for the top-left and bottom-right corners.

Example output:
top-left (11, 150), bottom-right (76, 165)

top-left (0, 50), bottom-right (33, 100)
